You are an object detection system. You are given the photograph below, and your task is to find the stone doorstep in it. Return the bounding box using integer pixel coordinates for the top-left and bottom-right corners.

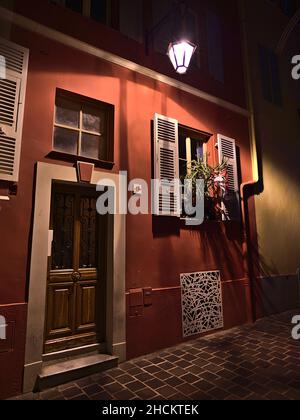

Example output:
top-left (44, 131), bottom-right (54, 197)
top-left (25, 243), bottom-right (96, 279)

top-left (37, 354), bottom-right (119, 391)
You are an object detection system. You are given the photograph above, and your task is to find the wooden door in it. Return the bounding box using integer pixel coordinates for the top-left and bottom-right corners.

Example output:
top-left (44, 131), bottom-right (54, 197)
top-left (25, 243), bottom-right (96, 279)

top-left (44, 184), bottom-right (106, 354)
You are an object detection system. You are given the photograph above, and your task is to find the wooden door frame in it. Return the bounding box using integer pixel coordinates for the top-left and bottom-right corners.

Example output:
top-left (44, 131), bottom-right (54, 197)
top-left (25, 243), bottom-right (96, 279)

top-left (23, 162), bottom-right (126, 393)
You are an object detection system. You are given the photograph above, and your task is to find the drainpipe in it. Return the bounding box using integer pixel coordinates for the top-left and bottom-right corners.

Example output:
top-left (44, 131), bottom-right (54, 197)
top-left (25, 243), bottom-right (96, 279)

top-left (239, 0), bottom-right (261, 323)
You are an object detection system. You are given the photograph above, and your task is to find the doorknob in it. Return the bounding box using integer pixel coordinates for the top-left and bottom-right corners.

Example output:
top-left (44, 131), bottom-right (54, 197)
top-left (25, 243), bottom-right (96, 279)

top-left (71, 271), bottom-right (81, 282)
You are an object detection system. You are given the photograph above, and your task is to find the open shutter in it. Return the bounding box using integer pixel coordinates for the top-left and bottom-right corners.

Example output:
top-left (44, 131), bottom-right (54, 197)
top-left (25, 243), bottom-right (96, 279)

top-left (217, 134), bottom-right (240, 221)
top-left (0, 38), bottom-right (29, 182)
top-left (153, 113), bottom-right (180, 217)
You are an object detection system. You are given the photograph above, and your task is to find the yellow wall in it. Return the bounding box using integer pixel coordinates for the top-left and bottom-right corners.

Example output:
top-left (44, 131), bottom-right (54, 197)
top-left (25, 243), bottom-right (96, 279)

top-left (244, 0), bottom-right (300, 274)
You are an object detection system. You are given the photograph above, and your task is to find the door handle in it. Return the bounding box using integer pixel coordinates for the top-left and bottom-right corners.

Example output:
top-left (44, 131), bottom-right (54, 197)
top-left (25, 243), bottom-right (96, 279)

top-left (71, 271), bottom-right (81, 282)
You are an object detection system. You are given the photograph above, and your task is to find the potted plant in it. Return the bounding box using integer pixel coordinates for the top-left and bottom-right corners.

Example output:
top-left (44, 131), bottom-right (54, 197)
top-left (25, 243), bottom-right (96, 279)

top-left (184, 156), bottom-right (228, 221)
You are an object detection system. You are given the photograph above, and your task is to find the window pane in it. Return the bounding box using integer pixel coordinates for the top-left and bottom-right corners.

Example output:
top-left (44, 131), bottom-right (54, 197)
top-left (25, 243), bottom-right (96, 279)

top-left (81, 133), bottom-right (101, 159)
top-left (52, 193), bottom-right (75, 270)
top-left (179, 134), bottom-right (187, 160)
top-left (191, 139), bottom-right (203, 161)
top-left (65, 0), bottom-right (83, 13)
top-left (82, 107), bottom-right (103, 133)
top-left (80, 197), bottom-right (97, 269)
top-left (90, 0), bottom-right (107, 23)
top-left (55, 99), bottom-right (80, 128)
top-left (54, 127), bottom-right (78, 154)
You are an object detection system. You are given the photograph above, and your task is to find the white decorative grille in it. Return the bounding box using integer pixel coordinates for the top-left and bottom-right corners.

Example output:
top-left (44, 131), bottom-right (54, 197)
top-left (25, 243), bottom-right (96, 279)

top-left (180, 270), bottom-right (224, 338)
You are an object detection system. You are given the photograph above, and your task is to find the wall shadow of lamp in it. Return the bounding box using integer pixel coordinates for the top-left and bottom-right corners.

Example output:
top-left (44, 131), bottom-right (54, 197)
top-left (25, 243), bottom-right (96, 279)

top-left (145, 0), bottom-right (197, 75)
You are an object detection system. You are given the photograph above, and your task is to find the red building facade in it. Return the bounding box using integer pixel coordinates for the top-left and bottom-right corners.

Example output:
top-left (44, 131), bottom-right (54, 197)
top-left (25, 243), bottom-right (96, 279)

top-left (0, 0), bottom-right (258, 398)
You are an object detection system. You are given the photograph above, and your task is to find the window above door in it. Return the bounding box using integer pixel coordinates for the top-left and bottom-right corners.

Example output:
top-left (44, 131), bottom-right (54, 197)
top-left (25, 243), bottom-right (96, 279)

top-left (51, 89), bottom-right (114, 167)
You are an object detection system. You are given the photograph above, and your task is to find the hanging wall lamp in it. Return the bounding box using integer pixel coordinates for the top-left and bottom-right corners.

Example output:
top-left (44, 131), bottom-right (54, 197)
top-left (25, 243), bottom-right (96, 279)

top-left (167, 40), bottom-right (197, 74)
top-left (146, 0), bottom-right (197, 74)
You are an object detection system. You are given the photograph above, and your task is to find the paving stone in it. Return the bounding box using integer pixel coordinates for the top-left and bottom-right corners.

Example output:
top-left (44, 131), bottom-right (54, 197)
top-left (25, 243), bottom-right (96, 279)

top-left (175, 383), bottom-right (198, 397)
top-left (93, 374), bottom-right (115, 386)
top-left (148, 357), bottom-right (165, 364)
top-left (91, 391), bottom-right (114, 400)
top-left (39, 388), bottom-right (61, 400)
top-left (125, 380), bottom-right (145, 392)
top-left (169, 393), bottom-right (191, 400)
top-left (114, 389), bottom-right (136, 400)
top-left (168, 367), bottom-right (187, 377)
top-left (176, 359), bottom-right (193, 369)
top-left (157, 361), bottom-right (174, 371)
top-left (190, 391), bottom-right (210, 400)
top-left (117, 374), bottom-right (138, 384)
top-left (194, 380), bottom-right (215, 392)
top-left (75, 377), bottom-right (95, 388)
top-left (145, 378), bottom-right (165, 390)
top-left (164, 376), bottom-right (184, 387)
top-left (180, 373), bottom-right (199, 384)
top-left (135, 387), bottom-right (158, 399)
top-left (125, 367), bottom-right (143, 376)
top-left (104, 382), bottom-right (125, 394)
top-left (108, 368), bottom-right (127, 378)
top-left (134, 359), bottom-right (153, 368)
top-left (62, 386), bottom-right (82, 398)
top-left (58, 382), bottom-right (76, 391)
top-left (208, 387), bottom-right (231, 400)
top-left (156, 385), bottom-right (177, 398)
top-left (153, 371), bottom-right (173, 381)
top-left (82, 383), bottom-right (103, 396)
top-left (70, 394), bottom-right (89, 400)
top-left (164, 355), bottom-right (181, 363)
top-left (185, 364), bottom-right (205, 375)
top-left (143, 365), bottom-right (162, 374)
top-left (228, 385), bottom-right (251, 398)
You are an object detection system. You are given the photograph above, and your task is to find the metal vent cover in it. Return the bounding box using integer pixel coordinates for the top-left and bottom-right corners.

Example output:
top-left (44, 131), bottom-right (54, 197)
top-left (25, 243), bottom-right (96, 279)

top-left (180, 270), bottom-right (224, 338)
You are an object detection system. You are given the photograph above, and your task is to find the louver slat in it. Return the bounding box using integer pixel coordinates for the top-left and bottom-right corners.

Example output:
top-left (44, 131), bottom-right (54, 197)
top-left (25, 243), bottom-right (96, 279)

top-left (154, 114), bottom-right (180, 217)
top-left (0, 135), bottom-right (16, 176)
top-left (0, 43), bottom-right (25, 75)
top-left (217, 134), bottom-right (240, 221)
top-left (0, 78), bottom-right (19, 128)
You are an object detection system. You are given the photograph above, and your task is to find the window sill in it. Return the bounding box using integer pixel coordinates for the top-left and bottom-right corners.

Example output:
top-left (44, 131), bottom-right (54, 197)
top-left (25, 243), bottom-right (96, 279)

top-left (180, 217), bottom-right (240, 227)
top-left (46, 151), bottom-right (115, 170)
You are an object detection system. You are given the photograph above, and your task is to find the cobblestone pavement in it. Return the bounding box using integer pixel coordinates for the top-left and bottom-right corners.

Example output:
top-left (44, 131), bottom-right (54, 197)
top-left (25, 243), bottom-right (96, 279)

top-left (13, 310), bottom-right (300, 400)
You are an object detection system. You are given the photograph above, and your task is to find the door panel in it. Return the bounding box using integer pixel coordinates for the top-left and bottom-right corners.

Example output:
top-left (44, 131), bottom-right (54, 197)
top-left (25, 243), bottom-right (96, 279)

top-left (46, 282), bottom-right (74, 337)
top-left (76, 280), bottom-right (97, 330)
top-left (44, 185), bottom-right (104, 354)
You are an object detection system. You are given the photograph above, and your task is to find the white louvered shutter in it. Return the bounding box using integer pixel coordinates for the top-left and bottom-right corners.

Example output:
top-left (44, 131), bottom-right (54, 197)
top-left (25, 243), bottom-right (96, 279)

top-left (217, 134), bottom-right (240, 221)
top-left (153, 113), bottom-right (180, 217)
top-left (0, 38), bottom-right (29, 182)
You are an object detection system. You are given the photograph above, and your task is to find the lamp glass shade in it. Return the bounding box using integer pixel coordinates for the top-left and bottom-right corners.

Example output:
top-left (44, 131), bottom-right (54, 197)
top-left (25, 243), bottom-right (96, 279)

top-left (167, 40), bottom-right (196, 74)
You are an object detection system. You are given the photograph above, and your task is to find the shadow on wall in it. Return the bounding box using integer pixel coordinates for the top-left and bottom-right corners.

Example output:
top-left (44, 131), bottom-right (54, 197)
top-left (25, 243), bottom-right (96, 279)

top-left (250, 238), bottom-right (300, 317)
